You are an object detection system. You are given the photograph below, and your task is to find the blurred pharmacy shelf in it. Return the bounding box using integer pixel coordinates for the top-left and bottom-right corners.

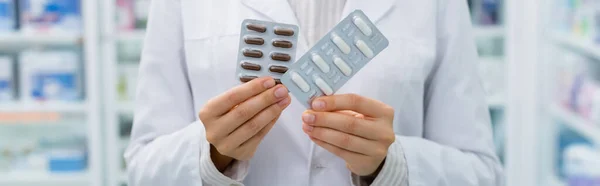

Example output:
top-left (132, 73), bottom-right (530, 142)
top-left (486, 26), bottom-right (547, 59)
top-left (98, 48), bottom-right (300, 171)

top-left (473, 25), bottom-right (504, 38)
top-left (480, 56), bottom-right (504, 63)
top-left (487, 95), bottom-right (505, 109)
top-left (479, 56), bottom-right (506, 109)
top-left (0, 102), bottom-right (88, 113)
top-left (0, 172), bottom-right (89, 186)
top-left (116, 30), bottom-right (146, 41)
top-left (120, 171), bottom-right (128, 183)
top-left (550, 104), bottom-right (600, 145)
top-left (0, 32), bottom-right (82, 46)
top-left (101, 0), bottom-right (146, 185)
top-left (552, 33), bottom-right (600, 60)
top-left (0, 0), bottom-right (104, 185)
top-left (117, 102), bottom-right (135, 114)
top-left (543, 175), bottom-right (567, 186)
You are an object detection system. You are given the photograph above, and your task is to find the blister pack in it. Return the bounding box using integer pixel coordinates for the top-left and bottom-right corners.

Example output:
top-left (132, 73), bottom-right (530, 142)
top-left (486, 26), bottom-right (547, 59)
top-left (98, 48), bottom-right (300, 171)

top-left (280, 10), bottom-right (389, 108)
top-left (236, 19), bottom-right (299, 84)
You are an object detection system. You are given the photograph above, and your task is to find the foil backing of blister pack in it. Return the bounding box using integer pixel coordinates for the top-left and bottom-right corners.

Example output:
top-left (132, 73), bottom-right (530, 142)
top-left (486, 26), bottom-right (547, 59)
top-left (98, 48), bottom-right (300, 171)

top-left (236, 19), bottom-right (300, 84)
top-left (280, 10), bottom-right (389, 108)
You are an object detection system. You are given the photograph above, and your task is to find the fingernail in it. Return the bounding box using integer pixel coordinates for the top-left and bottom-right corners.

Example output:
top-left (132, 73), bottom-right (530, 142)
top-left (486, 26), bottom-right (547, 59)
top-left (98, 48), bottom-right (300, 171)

top-left (263, 79), bottom-right (276, 88)
top-left (311, 100), bottom-right (325, 110)
top-left (278, 97), bottom-right (290, 107)
top-left (274, 86), bottom-right (289, 98)
top-left (302, 113), bottom-right (315, 124)
top-left (303, 123), bottom-right (314, 132)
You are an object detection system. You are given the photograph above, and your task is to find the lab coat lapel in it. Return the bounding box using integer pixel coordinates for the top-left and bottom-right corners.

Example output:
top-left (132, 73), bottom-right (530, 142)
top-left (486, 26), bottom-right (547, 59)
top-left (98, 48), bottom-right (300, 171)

top-left (342, 0), bottom-right (396, 23)
top-left (241, 0), bottom-right (299, 26)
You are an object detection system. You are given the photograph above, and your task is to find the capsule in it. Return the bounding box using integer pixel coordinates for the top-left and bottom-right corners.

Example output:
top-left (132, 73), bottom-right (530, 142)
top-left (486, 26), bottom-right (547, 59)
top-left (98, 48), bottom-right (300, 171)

top-left (274, 79), bottom-right (282, 84)
top-left (331, 33), bottom-right (351, 54)
top-left (272, 40), bottom-right (293, 48)
top-left (269, 65), bottom-right (288, 73)
top-left (239, 75), bottom-right (258, 83)
top-left (314, 77), bottom-right (333, 96)
top-left (244, 37), bottom-right (265, 45)
top-left (271, 53), bottom-right (291, 61)
top-left (240, 62), bottom-right (261, 71)
top-left (274, 28), bottom-right (295, 36)
top-left (352, 16), bottom-right (373, 36)
top-left (333, 56), bottom-right (352, 76)
top-left (355, 40), bottom-right (374, 58)
top-left (243, 49), bottom-right (263, 58)
top-left (246, 24), bottom-right (266, 33)
top-left (291, 72), bottom-right (310, 92)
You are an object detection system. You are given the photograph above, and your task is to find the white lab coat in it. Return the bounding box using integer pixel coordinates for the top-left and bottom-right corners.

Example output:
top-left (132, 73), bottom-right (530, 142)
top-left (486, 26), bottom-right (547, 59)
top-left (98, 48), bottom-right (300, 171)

top-left (125, 0), bottom-right (504, 186)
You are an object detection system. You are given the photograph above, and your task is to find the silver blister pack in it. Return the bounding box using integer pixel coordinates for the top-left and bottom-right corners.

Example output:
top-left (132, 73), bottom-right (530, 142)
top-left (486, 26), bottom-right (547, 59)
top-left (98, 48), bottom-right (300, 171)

top-left (236, 19), bottom-right (299, 84)
top-left (280, 10), bottom-right (389, 108)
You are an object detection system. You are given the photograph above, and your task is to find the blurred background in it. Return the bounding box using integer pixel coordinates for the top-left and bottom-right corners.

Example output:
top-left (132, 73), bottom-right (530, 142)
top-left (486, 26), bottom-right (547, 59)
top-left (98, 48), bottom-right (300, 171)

top-left (0, 0), bottom-right (598, 185)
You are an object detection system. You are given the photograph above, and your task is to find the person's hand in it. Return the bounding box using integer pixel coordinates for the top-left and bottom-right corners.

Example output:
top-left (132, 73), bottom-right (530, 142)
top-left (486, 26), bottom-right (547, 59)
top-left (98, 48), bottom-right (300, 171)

top-left (301, 94), bottom-right (396, 176)
top-left (199, 77), bottom-right (291, 171)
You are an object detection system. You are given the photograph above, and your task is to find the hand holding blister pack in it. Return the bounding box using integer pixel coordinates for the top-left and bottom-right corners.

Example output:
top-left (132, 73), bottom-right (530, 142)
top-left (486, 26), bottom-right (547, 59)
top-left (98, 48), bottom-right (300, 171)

top-left (236, 19), bottom-right (299, 84)
top-left (280, 10), bottom-right (389, 108)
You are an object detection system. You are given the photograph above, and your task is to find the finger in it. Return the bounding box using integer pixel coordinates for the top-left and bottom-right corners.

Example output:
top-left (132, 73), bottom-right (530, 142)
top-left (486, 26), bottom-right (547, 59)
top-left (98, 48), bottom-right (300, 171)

top-left (235, 112), bottom-right (282, 160)
top-left (305, 125), bottom-right (377, 156)
top-left (311, 94), bottom-right (393, 118)
top-left (203, 76), bottom-right (276, 117)
top-left (336, 110), bottom-right (361, 117)
top-left (308, 134), bottom-right (370, 164)
top-left (302, 111), bottom-right (379, 140)
top-left (219, 85), bottom-right (289, 133)
top-left (337, 110), bottom-right (365, 119)
top-left (227, 97), bottom-right (291, 147)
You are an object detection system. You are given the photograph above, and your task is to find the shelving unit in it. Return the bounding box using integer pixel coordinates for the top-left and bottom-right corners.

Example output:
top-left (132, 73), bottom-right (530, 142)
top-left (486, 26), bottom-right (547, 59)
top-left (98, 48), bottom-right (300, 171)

top-left (479, 56), bottom-right (506, 109)
top-left (474, 25), bottom-right (505, 38)
top-left (0, 172), bottom-right (90, 186)
top-left (120, 171), bottom-right (128, 183)
top-left (0, 0), bottom-right (102, 185)
top-left (0, 32), bottom-right (82, 46)
top-left (100, 0), bottom-right (147, 185)
top-left (551, 33), bottom-right (600, 60)
top-left (0, 102), bottom-right (89, 113)
top-left (117, 101), bottom-right (135, 114)
top-left (544, 176), bottom-right (567, 186)
top-left (117, 30), bottom-right (146, 41)
top-left (533, 1), bottom-right (600, 185)
top-left (550, 104), bottom-right (600, 145)
top-left (487, 95), bottom-right (505, 109)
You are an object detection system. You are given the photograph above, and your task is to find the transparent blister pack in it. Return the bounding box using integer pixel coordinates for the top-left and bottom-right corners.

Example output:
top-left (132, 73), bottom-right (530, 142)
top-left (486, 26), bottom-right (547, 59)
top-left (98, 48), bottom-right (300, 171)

top-left (236, 19), bottom-right (299, 84)
top-left (280, 10), bottom-right (389, 108)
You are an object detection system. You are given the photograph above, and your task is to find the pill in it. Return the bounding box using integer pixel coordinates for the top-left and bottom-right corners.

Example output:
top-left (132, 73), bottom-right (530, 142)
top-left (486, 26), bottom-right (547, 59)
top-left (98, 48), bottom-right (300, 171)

top-left (333, 56), bottom-right (352, 76)
top-left (274, 28), bottom-right (295, 36)
top-left (311, 54), bottom-right (330, 73)
top-left (271, 53), bottom-right (291, 61)
top-left (269, 65), bottom-right (288, 73)
top-left (314, 77), bottom-right (333, 96)
top-left (275, 79), bottom-right (282, 84)
top-left (331, 33), bottom-right (351, 54)
top-left (239, 75), bottom-right (258, 83)
top-left (291, 72), bottom-right (310, 92)
top-left (355, 40), bottom-right (374, 58)
top-left (272, 40), bottom-right (293, 48)
top-left (243, 49), bottom-right (263, 58)
top-left (240, 62), bottom-right (261, 71)
top-left (244, 37), bottom-right (265, 45)
top-left (246, 24), bottom-right (266, 33)
top-left (352, 17), bottom-right (372, 36)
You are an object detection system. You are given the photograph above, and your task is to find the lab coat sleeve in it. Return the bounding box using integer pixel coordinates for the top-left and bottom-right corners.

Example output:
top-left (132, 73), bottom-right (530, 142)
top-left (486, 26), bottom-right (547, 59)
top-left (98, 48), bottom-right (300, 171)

top-left (369, 1), bottom-right (504, 186)
top-left (123, 0), bottom-right (249, 185)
